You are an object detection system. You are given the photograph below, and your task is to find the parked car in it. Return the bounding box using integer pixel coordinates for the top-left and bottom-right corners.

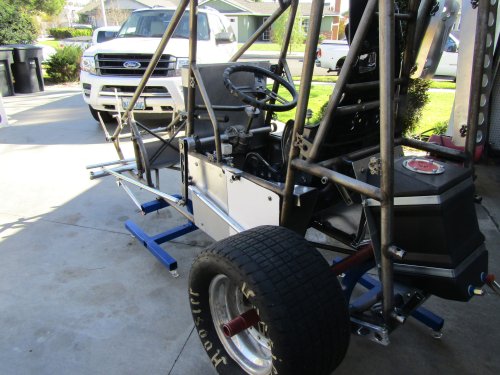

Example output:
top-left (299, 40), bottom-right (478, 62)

top-left (80, 7), bottom-right (237, 122)
top-left (316, 34), bottom-right (459, 79)
top-left (433, 34), bottom-right (459, 78)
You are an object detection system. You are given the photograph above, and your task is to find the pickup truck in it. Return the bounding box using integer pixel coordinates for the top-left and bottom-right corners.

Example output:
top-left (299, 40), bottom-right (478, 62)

top-left (80, 7), bottom-right (237, 122)
top-left (315, 39), bottom-right (349, 73)
top-left (316, 35), bottom-right (459, 79)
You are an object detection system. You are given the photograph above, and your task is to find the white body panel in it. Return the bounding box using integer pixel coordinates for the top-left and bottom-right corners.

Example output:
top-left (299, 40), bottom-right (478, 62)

top-left (188, 155), bottom-right (280, 241)
top-left (226, 170), bottom-right (280, 236)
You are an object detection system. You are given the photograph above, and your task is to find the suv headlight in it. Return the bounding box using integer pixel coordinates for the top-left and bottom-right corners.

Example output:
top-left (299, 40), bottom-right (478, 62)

top-left (81, 56), bottom-right (97, 75)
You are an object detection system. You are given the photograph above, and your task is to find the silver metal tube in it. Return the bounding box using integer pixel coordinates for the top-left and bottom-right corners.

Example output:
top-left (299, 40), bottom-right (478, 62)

top-left (307, 0), bottom-right (378, 162)
top-left (264, 0), bottom-right (299, 126)
top-left (189, 186), bottom-right (245, 233)
top-left (115, 0), bottom-right (190, 135)
top-left (230, 6), bottom-right (288, 62)
top-left (465, 0), bottom-right (490, 166)
top-left (86, 158), bottom-right (135, 169)
top-left (345, 78), bottom-right (406, 91)
top-left (402, 137), bottom-right (467, 160)
top-left (186, 0), bottom-right (198, 136)
top-left (118, 181), bottom-right (143, 211)
top-left (412, 0), bottom-right (434, 62)
top-left (280, 0), bottom-right (325, 226)
top-left (191, 65), bottom-right (222, 162)
top-left (379, 0), bottom-right (395, 322)
top-left (396, 0), bottom-right (419, 125)
top-left (292, 159), bottom-right (382, 200)
top-left (280, 0), bottom-right (299, 60)
top-left (104, 168), bottom-right (194, 222)
top-left (90, 164), bottom-right (137, 179)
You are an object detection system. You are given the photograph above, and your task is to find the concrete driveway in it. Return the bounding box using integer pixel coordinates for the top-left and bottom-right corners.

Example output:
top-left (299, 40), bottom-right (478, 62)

top-left (0, 85), bottom-right (499, 375)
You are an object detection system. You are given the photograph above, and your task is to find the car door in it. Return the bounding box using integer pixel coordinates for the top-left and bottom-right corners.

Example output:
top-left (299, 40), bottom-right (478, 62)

top-left (203, 13), bottom-right (237, 63)
top-left (435, 36), bottom-right (458, 77)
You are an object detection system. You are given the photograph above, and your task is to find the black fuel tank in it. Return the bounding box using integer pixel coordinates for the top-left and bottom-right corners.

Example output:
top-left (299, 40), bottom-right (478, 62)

top-left (356, 154), bottom-right (487, 301)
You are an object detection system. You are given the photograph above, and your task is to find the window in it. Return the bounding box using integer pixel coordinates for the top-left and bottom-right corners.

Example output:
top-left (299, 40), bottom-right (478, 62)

top-left (117, 10), bottom-right (210, 40)
top-left (262, 17), bottom-right (271, 41)
top-left (302, 18), bottom-right (309, 34)
top-left (445, 37), bottom-right (457, 53)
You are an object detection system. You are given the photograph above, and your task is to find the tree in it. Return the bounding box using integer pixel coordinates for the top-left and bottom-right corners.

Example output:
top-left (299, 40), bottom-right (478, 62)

top-left (0, 1), bottom-right (38, 44)
top-left (106, 0), bottom-right (131, 26)
top-left (32, 0), bottom-right (66, 16)
top-left (9, 0), bottom-right (65, 16)
top-left (271, 8), bottom-right (305, 53)
top-left (0, 0), bottom-right (65, 44)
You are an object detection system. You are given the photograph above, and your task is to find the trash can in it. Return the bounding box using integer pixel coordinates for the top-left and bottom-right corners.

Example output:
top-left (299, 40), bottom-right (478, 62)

top-left (8, 45), bottom-right (44, 94)
top-left (0, 47), bottom-right (14, 97)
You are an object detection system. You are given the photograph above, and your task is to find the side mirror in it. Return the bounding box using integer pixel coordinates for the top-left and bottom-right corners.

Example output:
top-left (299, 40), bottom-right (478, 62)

top-left (215, 32), bottom-right (235, 44)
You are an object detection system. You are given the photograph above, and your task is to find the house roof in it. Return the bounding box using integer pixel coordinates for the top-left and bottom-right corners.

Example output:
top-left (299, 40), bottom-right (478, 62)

top-left (80, 0), bottom-right (340, 17)
top-left (138, 0), bottom-right (179, 7)
top-left (79, 0), bottom-right (178, 14)
top-left (200, 0), bottom-right (340, 17)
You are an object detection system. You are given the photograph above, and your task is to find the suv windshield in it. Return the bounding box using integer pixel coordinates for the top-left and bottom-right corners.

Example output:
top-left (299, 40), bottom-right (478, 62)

top-left (118, 10), bottom-right (209, 40)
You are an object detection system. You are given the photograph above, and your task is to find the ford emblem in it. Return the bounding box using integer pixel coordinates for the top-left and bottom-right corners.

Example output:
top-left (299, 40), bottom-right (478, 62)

top-left (123, 61), bottom-right (141, 69)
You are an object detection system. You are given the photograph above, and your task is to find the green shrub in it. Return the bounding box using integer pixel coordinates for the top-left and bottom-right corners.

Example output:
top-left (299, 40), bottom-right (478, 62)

top-left (413, 120), bottom-right (449, 141)
top-left (49, 27), bottom-right (92, 39)
top-left (46, 45), bottom-right (83, 83)
top-left (0, 1), bottom-right (37, 44)
top-left (306, 77), bottom-right (430, 135)
top-left (401, 78), bottom-right (431, 135)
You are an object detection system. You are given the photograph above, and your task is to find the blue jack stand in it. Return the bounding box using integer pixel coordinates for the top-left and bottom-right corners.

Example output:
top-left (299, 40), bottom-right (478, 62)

top-left (336, 257), bottom-right (444, 334)
top-left (125, 196), bottom-right (197, 276)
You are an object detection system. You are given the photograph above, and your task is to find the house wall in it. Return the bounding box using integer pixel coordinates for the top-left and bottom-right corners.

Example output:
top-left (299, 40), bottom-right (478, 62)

top-left (320, 16), bottom-right (333, 36)
top-left (238, 15), bottom-right (262, 42)
top-left (207, 0), bottom-right (244, 13)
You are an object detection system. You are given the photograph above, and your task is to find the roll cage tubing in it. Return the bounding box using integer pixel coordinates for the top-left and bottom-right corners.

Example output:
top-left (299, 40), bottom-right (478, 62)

top-left (112, 0), bottom-right (490, 324)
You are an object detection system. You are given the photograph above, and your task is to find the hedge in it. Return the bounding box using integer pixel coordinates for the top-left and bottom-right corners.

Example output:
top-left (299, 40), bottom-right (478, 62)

top-left (49, 27), bottom-right (93, 39)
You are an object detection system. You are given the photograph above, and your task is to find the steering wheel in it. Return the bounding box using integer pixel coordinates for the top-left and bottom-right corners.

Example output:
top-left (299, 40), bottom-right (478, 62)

top-left (223, 65), bottom-right (298, 112)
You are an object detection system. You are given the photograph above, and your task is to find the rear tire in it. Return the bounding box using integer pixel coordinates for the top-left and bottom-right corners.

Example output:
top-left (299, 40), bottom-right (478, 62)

top-left (88, 105), bottom-right (114, 123)
top-left (189, 226), bottom-right (350, 375)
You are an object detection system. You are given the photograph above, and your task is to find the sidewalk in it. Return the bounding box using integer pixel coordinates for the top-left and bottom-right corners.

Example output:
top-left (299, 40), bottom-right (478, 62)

top-left (1, 83), bottom-right (81, 124)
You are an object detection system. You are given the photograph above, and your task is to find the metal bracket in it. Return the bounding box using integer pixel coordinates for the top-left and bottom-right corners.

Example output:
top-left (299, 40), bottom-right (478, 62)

top-left (351, 317), bottom-right (390, 346)
top-left (295, 133), bottom-right (314, 159)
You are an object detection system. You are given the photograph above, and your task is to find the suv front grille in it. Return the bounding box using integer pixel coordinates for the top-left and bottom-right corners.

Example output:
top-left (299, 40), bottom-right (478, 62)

top-left (96, 54), bottom-right (177, 77)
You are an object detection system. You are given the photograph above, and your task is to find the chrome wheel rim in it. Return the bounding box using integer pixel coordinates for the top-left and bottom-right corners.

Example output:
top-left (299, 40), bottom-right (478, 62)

top-left (209, 274), bottom-right (272, 375)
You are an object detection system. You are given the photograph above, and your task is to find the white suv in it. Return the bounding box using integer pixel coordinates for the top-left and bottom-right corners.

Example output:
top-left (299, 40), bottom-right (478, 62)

top-left (80, 7), bottom-right (237, 122)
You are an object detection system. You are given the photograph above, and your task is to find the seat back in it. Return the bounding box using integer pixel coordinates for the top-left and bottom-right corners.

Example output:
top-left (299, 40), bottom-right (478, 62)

top-left (182, 62), bottom-right (270, 138)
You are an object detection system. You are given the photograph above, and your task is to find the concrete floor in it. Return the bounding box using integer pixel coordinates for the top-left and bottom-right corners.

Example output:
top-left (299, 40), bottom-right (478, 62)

top-left (0, 86), bottom-right (499, 375)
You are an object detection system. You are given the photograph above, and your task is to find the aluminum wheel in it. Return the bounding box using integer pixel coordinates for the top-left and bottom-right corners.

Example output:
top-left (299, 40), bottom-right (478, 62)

top-left (209, 274), bottom-right (272, 375)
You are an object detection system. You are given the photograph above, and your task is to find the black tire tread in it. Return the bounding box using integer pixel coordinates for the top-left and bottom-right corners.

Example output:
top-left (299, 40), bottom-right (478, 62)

top-left (191, 225), bottom-right (350, 375)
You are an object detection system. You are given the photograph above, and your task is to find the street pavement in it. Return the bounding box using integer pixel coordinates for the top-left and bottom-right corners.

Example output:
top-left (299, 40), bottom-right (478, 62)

top-left (0, 85), bottom-right (499, 375)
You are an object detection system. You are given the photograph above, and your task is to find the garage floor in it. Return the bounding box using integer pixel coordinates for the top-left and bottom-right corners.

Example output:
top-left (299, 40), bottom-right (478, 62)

top-left (0, 86), bottom-right (499, 374)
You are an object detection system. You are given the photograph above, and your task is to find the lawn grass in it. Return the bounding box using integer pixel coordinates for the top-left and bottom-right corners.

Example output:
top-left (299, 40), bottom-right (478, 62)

top-left (275, 85), bottom-right (455, 136)
top-left (38, 40), bottom-right (61, 49)
top-left (275, 85), bottom-right (333, 124)
top-left (239, 42), bottom-right (306, 53)
top-left (429, 80), bottom-right (455, 89)
top-left (292, 75), bottom-right (455, 89)
top-left (416, 91), bottom-right (455, 134)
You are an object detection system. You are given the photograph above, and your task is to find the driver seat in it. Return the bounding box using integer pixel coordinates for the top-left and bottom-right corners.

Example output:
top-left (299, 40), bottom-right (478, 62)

top-left (181, 62), bottom-right (271, 139)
